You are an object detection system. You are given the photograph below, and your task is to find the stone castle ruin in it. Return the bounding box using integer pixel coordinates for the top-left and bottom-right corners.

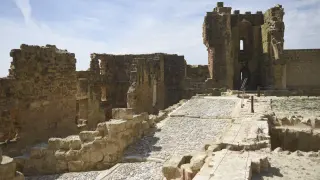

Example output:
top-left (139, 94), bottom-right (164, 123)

top-left (203, 2), bottom-right (320, 90)
top-left (0, 2), bottom-right (320, 180)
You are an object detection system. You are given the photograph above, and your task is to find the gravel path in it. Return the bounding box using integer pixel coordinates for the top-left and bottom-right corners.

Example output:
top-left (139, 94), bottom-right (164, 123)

top-left (105, 162), bottom-right (163, 180)
top-left (105, 97), bottom-right (234, 180)
top-left (25, 171), bottom-right (101, 180)
top-left (170, 97), bottom-right (240, 118)
top-left (124, 117), bottom-right (230, 160)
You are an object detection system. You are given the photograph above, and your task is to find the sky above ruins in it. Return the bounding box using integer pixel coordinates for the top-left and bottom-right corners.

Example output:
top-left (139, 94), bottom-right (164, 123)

top-left (0, 0), bottom-right (319, 77)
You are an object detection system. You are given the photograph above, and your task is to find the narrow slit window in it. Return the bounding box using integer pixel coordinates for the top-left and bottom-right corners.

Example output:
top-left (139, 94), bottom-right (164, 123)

top-left (240, 40), bottom-right (244, 51)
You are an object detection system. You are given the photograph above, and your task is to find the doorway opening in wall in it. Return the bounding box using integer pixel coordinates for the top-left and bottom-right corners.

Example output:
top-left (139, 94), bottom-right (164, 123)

top-left (239, 64), bottom-right (250, 90)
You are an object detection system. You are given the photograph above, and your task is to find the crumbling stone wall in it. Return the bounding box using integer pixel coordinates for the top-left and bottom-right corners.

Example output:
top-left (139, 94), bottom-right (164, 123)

top-left (186, 65), bottom-right (209, 82)
top-left (284, 49), bottom-right (320, 89)
top-left (87, 54), bottom-right (133, 128)
top-left (127, 54), bottom-right (185, 114)
top-left (164, 55), bottom-right (186, 108)
top-left (0, 78), bottom-right (17, 143)
top-left (15, 109), bottom-right (148, 175)
top-left (203, 2), bottom-right (233, 88)
top-left (261, 5), bottom-right (286, 89)
top-left (14, 107), bottom-right (170, 175)
top-left (0, 44), bottom-right (78, 156)
top-left (203, 3), bottom-right (288, 90)
top-left (183, 65), bottom-right (210, 98)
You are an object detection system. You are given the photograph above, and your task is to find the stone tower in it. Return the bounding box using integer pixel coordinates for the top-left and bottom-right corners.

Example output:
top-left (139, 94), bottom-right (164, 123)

top-left (203, 2), bottom-right (285, 90)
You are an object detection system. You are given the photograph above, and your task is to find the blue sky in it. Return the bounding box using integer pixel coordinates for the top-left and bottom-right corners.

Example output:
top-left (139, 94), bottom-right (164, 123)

top-left (0, 0), bottom-right (319, 77)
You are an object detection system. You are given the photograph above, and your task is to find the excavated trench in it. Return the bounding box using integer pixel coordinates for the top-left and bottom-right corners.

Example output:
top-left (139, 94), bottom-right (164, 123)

top-left (268, 97), bottom-right (320, 152)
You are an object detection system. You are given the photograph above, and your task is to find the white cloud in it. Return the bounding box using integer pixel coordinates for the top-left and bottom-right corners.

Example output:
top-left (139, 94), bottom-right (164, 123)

top-left (0, 0), bottom-right (319, 77)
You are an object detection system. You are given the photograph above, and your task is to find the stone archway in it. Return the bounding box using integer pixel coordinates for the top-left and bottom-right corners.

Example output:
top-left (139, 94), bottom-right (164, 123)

top-left (239, 64), bottom-right (250, 90)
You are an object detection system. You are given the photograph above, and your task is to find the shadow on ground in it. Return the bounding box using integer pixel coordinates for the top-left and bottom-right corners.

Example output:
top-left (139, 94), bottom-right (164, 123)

top-left (252, 167), bottom-right (284, 180)
top-left (123, 127), bottom-right (162, 159)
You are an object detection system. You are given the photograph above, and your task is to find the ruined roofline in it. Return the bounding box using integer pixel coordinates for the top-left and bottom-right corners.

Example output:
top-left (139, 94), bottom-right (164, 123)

top-left (232, 10), bottom-right (263, 15)
top-left (10, 44), bottom-right (75, 57)
top-left (284, 49), bottom-right (320, 52)
top-left (90, 52), bottom-right (183, 58)
top-left (187, 64), bottom-right (208, 68)
top-left (207, 2), bottom-right (283, 16)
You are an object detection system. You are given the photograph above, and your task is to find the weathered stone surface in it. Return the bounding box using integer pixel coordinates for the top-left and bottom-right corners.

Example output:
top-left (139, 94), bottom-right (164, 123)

top-left (65, 150), bottom-right (80, 161)
top-left (54, 150), bottom-right (67, 160)
top-left (79, 131), bottom-right (99, 142)
top-left (181, 163), bottom-right (195, 180)
top-left (30, 147), bottom-right (46, 159)
top-left (68, 161), bottom-right (84, 172)
top-left (190, 152), bottom-right (207, 172)
top-left (162, 155), bottom-right (190, 180)
top-left (56, 160), bottom-right (68, 173)
top-left (96, 122), bottom-right (108, 136)
top-left (112, 108), bottom-right (134, 120)
top-left (0, 156), bottom-right (16, 179)
top-left (48, 138), bottom-right (62, 150)
top-left (142, 121), bottom-right (149, 131)
top-left (1, 44), bottom-right (77, 155)
top-left (13, 171), bottom-right (24, 180)
top-left (64, 135), bottom-right (82, 150)
top-left (106, 120), bottom-right (127, 135)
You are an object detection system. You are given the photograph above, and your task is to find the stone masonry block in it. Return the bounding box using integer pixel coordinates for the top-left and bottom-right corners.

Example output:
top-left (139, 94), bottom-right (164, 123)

top-left (106, 120), bottom-right (127, 135)
top-left (30, 147), bottom-right (47, 159)
top-left (0, 156), bottom-right (17, 179)
top-left (48, 138), bottom-right (63, 150)
top-left (79, 131), bottom-right (100, 142)
top-left (13, 171), bottom-right (25, 180)
top-left (190, 152), bottom-right (207, 172)
top-left (96, 122), bottom-right (108, 137)
top-left (112, 108), bottom-right (133, 120)
top-left (162, 155), bottom-right (191, 180)
top-left (68, 161), bottom-right (84, 172)
top-left (63, 135), bottom-right (82, 150)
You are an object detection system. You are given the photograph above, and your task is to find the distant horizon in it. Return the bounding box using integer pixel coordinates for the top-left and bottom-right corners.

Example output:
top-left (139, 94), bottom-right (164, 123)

top-left (1, 0), bottom-right (320, 77)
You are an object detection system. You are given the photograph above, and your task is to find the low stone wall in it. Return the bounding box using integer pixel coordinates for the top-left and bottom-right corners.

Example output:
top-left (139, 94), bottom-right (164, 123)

top-left (13, 108), bottom-right (156, 176)
top-left (0, 148), bottom-right (24, 180)
top-left (12, 100), bottom-right (186, 177)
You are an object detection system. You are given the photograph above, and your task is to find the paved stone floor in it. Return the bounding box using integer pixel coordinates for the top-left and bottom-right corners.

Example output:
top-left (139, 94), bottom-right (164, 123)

top-left (170, 97), bottom-right (240, 119)
top-left (98, 97), bottom-right (239, 180)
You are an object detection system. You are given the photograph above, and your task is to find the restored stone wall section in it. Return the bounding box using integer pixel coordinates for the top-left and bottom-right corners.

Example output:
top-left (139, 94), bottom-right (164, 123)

top-left (284, 49), bottom-right (320, 89)
top-left (1, 44), bottom-right (78, 156)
